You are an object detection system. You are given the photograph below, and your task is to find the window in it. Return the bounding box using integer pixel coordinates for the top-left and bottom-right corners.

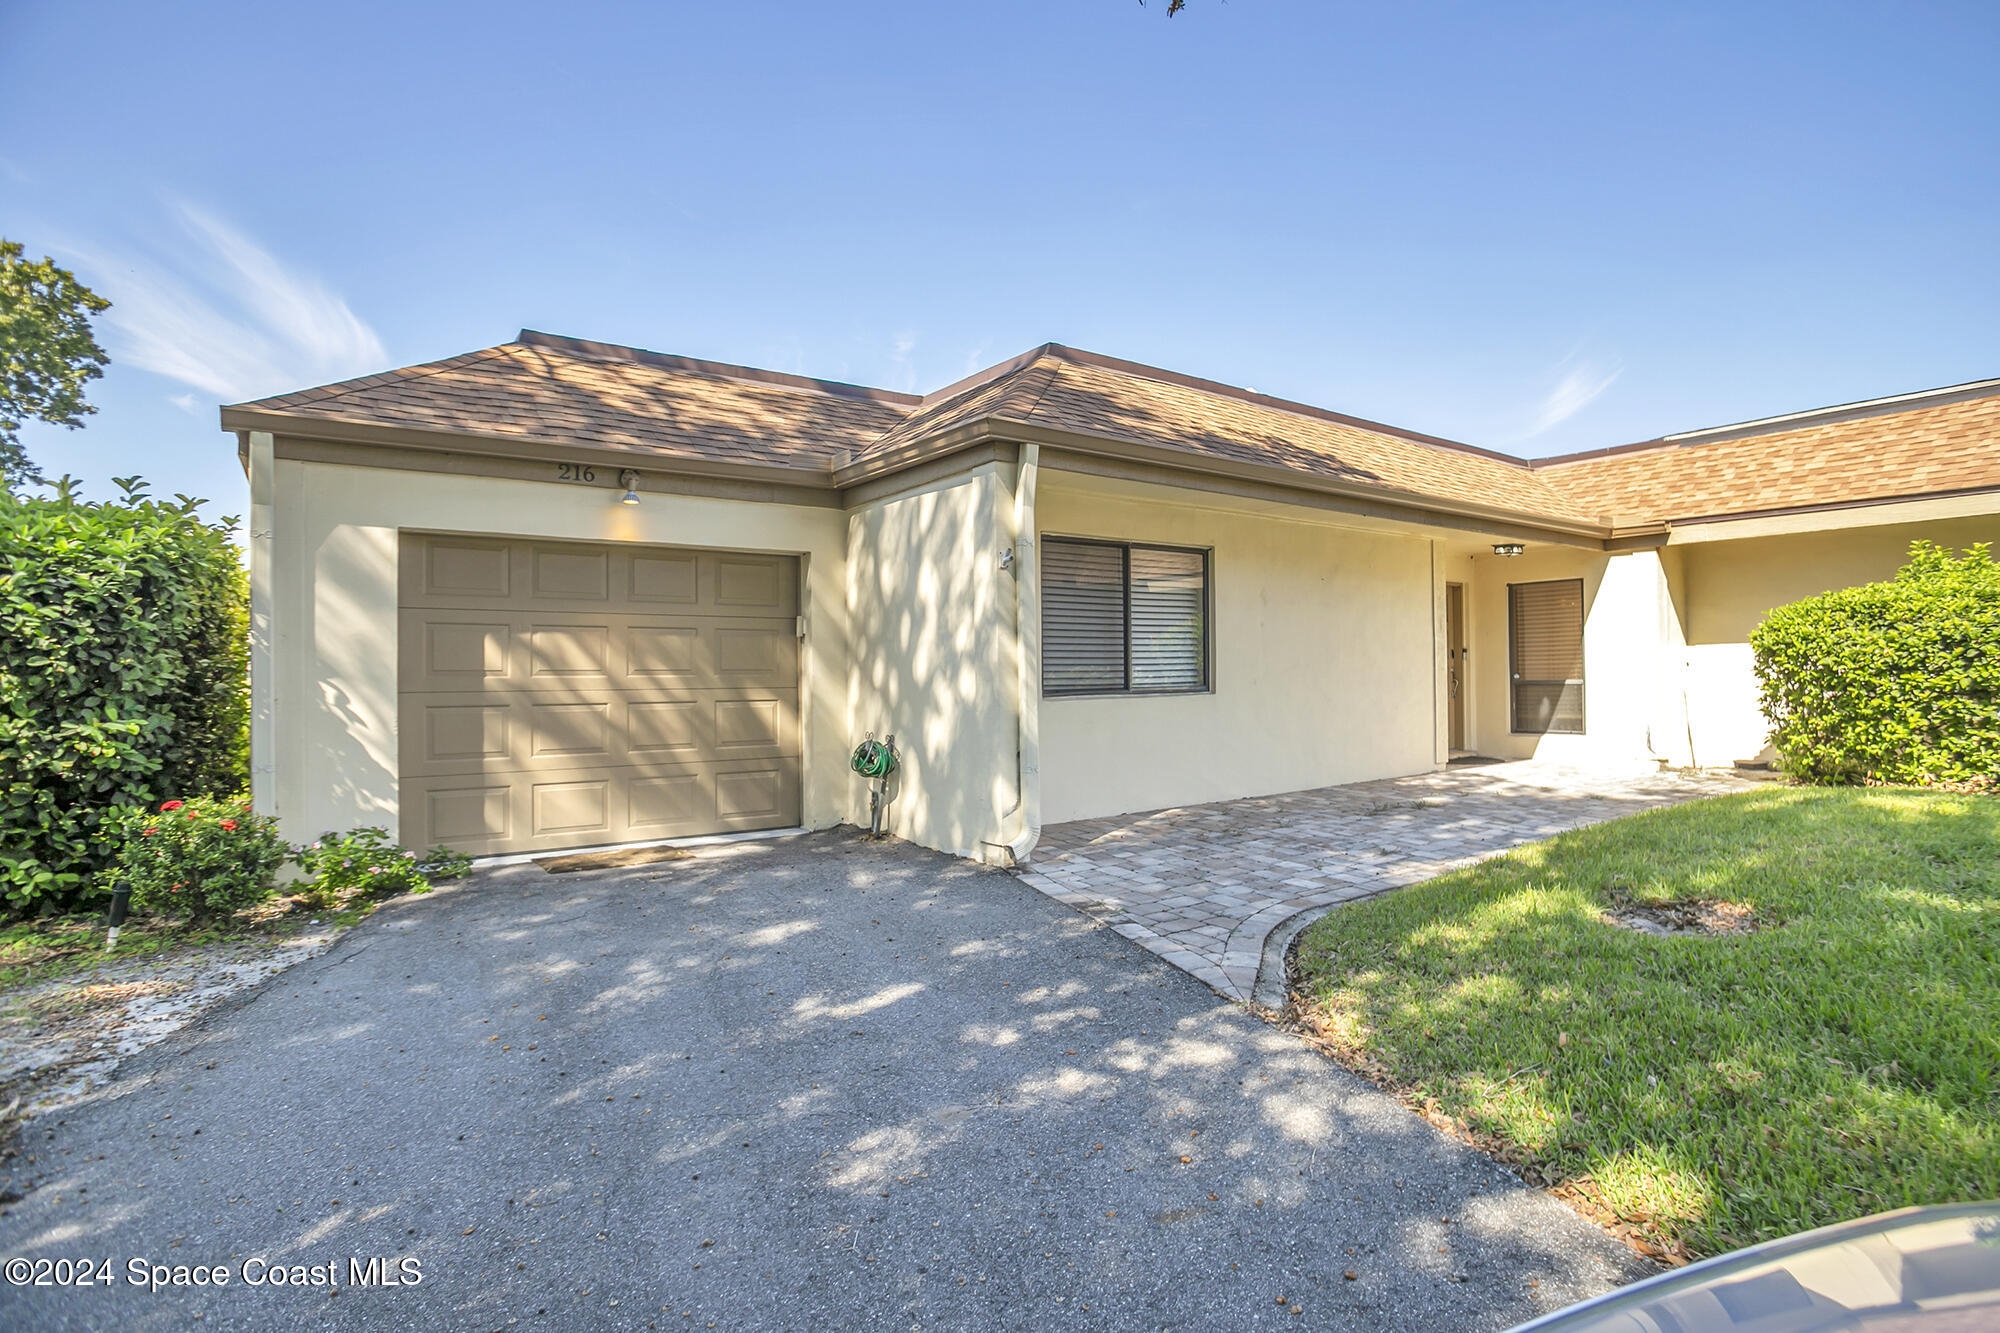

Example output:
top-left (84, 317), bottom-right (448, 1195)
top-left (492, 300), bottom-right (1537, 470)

top-left (1509, 579), bottom-right (1584, 734)
top-left (1041, 538), bottom-right (1209, 696)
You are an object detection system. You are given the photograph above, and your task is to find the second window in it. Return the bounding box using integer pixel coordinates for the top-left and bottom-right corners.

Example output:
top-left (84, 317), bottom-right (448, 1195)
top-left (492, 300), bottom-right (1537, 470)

top-left (1041, 538), bottom-right (1210, 696)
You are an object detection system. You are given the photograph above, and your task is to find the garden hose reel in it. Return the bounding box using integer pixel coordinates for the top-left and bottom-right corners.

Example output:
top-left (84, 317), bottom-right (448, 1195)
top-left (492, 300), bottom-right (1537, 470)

top-left (851, 733), bottom-right (898, 837)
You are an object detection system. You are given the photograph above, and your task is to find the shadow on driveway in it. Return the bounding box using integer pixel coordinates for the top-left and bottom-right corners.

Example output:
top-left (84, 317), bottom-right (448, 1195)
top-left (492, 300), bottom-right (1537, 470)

top-left (0, 831), bottom-right (1650, 1331)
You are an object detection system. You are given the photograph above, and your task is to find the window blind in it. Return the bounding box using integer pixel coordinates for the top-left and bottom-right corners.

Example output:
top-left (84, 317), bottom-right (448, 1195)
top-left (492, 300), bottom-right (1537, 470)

top-left (1041, 539), bottom-right (1126, 694)
top-left (1509, 579), bottom-right (1584, 734)
top-left (1128, 547), bottom-right (1207, 691)
top-left (1041, 539), bottom-right (1208, 696)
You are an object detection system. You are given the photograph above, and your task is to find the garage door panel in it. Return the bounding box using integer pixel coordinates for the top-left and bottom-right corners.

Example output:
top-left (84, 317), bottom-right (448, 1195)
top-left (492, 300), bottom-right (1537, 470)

top-left (532, 547), bottom-right (611, 602)
top-left (626, 700), bottom-right (702, 758)
top-left (401, 534), bottom-right (801, 855)
top-left (401, 608), bottom-right (796, 692)
top-left (532, 779), bottom-right (612, 837)
top-left (530, 701), bottom-right (612, 759)
top-left (712, 624), bottom-right (797, 685)
top-left (628, 772), bottom-right (705, 834)
top-left (424, 704), bottom-right (510, 765)
top-left (399, 757), bottom-right (802, 854)
top-left (714, 698), bottom-right (782, 753)
top-left (716, 764), bottom-right (790, 822)
top-left (712, 554), bottom-right (791, 611)
top-left (413, 538), bottom-right (512, 600)
top-left (400, 539), bottom-right (798, 616)
top-left (402, 689), bottom-right (796, 777)
top-left (627, 624), bottom-right (701, 680)
top-left (529, 624), bottom-right (613, 679)
top-left (422, 783), bottom-right (512, 846)
top-left (629, 551), bottom-right (700, 605)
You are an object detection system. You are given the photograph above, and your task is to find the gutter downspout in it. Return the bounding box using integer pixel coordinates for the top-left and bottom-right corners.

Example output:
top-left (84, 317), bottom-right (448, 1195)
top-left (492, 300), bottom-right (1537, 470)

top-left (1004, 443), bottom-right (1042, 864)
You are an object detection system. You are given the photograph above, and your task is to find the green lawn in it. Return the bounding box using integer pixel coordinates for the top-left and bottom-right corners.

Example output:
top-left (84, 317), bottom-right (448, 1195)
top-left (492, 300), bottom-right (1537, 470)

top-left (1291, 786), bottom-right (2000, 1261)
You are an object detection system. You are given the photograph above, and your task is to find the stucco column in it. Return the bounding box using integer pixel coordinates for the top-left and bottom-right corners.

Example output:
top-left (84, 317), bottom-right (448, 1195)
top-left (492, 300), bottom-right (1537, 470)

top-left (1431, 540), bottom-right (1449, 767)
top-left (1006, 444), bottom-right (1043, 863)
top-left (246, 430), bottom-right (279, 816)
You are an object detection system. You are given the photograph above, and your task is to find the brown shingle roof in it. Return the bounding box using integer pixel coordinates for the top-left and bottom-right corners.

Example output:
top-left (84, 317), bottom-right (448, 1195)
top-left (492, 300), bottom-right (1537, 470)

top-left (225, 331), bottom-right (2000, 532)
top-left (954, 350), bottom-right (1596, 522)
top-left (1536, 383), bottom-right (2000, 522)
top-left (231, 332), bottom-right (914, 472)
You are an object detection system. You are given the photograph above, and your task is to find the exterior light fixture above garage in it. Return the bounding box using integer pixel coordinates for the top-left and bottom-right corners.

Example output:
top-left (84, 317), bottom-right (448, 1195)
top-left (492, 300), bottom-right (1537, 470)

top-left (1492, 542), bottom-right (1525, 557)
top-left (618, 469), bottom-right (641, 505)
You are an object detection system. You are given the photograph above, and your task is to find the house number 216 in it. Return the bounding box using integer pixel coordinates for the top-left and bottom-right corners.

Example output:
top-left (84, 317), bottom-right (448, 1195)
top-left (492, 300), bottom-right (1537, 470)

top-left (555, 463), bottom-right (597, 482)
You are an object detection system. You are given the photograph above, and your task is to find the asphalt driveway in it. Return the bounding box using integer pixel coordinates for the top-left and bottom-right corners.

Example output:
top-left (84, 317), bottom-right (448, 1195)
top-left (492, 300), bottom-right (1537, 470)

top-left (0, 831), bottom-right (1648, 1331)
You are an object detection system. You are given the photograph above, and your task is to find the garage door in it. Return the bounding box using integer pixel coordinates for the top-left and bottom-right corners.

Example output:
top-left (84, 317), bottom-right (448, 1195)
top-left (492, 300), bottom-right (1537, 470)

top-left (397, 534), bottom-right (802, 856)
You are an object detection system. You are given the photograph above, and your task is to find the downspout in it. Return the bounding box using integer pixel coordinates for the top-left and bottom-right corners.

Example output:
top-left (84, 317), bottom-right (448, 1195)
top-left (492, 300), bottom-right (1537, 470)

top-left (1004, 443), bottom-right (1042, 864)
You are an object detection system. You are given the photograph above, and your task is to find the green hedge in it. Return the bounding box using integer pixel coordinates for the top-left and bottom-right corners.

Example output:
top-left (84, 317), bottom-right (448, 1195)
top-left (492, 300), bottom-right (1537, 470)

top-left (1752, 542), bottom-right (1999, 786)
top-left (0, 481), bottom-right (249, 909)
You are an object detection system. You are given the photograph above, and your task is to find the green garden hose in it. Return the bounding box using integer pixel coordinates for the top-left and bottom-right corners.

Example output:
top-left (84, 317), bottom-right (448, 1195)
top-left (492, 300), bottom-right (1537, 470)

top-left (851, 736), bottom-right (898, 779)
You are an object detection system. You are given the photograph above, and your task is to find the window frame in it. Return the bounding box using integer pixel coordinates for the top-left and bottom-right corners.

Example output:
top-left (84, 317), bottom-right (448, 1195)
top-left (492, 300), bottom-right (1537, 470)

top-left (1507, 577), bottom-right (1586, 735)
top-left (1039, 535), bottom-right (1213, 699)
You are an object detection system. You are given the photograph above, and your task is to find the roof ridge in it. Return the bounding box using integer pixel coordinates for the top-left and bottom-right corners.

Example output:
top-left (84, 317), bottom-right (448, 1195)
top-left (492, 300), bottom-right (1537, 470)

top-left (517, 330), bottom-right (920, 409)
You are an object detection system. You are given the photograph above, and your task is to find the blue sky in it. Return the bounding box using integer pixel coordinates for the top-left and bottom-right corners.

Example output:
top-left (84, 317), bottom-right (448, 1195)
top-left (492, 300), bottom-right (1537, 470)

top-left (4, 1), bottom-right (1996, 515)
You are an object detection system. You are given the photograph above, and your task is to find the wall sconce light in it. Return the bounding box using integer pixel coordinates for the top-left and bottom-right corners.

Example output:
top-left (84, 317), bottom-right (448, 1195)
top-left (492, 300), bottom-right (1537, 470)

top-left (618, 469), bottom-right (641, 506)
top-left (1492, 542), bottom-right (1525, 557)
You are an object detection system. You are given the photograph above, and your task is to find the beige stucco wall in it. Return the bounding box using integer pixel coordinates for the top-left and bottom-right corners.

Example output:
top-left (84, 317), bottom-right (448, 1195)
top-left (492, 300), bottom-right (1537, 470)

top-left (255, 452), bottom-right (852, 846)
top-left (1673, 512), bottom-right (2000, 764)
top-left (1457, 545), bottom-right (1691, 767)
top-left (1453, 509), bottom-right (2000, 769)
top-left (1679, 515), bottom-right (1999, 645)
top-left (844, 463), bottom-right (1022, 859)
top-left (1035, 471), bottom-right (1441, 824)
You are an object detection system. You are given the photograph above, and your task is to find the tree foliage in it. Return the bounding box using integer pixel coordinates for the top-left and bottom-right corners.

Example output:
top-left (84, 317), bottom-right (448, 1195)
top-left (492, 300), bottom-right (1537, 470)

top-left (0, 478), bottom-right (248, 910)
top-left (0, 239), bottom-right (111, 489)
top-left (1752, 542), bottom-right (1999, 786)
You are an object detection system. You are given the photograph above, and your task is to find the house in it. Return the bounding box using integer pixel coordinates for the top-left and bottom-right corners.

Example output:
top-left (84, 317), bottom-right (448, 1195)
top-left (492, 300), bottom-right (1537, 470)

top-left (221, 333), bottom-right (2000, 863)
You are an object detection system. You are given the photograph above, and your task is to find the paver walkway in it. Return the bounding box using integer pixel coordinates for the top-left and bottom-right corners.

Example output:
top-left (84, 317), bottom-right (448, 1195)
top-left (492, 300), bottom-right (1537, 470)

top-left (1017, 761), bottom-right (1761, 1003)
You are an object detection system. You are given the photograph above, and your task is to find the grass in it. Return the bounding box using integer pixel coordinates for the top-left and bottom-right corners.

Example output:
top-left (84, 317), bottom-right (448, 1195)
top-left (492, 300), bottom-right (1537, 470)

top-left (0, 899), bottom-right (377, 992)
top-left (1290, 785), bottom-right (2000, 1261)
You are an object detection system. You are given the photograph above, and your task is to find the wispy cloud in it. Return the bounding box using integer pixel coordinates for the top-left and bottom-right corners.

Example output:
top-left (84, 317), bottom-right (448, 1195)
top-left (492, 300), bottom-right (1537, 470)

top-left (64, 198), bottom-right (386, 404)
top-left (1514, 352), bottom-right (1622, 442)
top-left (886, 330), bottom-right (919, 394)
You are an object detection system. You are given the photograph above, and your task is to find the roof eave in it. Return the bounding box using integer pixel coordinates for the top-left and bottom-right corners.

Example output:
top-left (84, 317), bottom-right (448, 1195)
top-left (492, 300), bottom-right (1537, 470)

top-left (219, 406), bottom-right (842, 491)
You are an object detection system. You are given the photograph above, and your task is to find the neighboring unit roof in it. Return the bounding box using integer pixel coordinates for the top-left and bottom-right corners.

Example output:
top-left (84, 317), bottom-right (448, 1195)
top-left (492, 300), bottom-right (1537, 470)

top-left (1537, 378), bottom-right (2000, 523)
top-left (223, 330), bottom-right (2000, 535)
top-left (227, 331), bottom-right (916, 473)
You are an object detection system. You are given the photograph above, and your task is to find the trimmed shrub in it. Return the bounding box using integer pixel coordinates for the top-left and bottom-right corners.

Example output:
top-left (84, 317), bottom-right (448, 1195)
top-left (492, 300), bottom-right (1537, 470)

top-left (1752, 542), bottom-right (1999, 785)
top-left (104, 796), bottom-right (286, 921)
top-left (293, 828), bottom-right (473, 910)
top-left (0, 480), bottom-right (248, 910)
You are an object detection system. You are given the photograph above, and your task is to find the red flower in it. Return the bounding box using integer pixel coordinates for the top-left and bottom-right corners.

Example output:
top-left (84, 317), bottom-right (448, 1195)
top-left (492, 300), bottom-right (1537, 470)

top-left (160, 800), bottom-right (184, 812)
top-left (142, 827), bottom-right (158, 837)
top-left (220, 819), bottom-right (237, 831)
top-left (185, 811), bottom-right (198, 820)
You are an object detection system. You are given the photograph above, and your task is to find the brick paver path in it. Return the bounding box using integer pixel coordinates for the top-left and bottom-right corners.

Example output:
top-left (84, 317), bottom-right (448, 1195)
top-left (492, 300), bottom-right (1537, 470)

top-left (1016, 761), bottom-right (1760, 1003)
